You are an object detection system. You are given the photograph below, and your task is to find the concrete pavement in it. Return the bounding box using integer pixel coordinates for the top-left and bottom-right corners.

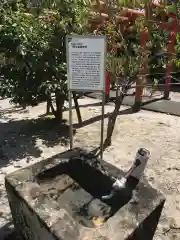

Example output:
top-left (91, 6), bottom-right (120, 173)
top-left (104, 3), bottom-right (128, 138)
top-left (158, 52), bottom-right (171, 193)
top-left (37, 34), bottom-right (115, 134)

top-left (87, 91), bottom-right (180, 117)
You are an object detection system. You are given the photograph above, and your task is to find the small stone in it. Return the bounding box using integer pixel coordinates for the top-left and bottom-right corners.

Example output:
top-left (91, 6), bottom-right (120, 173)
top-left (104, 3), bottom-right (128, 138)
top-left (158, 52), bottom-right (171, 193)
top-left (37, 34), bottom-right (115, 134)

top-left (169, 217), bottom-right (180, 229)
top-left (14, 164), bottom-right (21, 168)
top-left (26, 157), bottom-right (31, 163)
top-left (157, 122), bottom-right (170, 127)
top-left (149, 177), bottom-right (155, 182)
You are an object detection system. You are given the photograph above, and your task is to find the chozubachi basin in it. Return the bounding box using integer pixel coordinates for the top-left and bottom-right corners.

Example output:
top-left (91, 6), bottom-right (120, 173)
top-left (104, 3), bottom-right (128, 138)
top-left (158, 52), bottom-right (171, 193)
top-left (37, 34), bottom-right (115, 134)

top-left (5, 148), bottom-right (165, 240)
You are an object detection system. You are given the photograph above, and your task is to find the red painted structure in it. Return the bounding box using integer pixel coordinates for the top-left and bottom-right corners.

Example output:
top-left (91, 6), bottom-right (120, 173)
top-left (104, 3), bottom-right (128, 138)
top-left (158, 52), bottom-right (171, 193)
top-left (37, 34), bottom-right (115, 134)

top-left (89, 1), bottom-right (180, 109)
top-left (159, 18), bottom-right (180, 99)
top-left (126, 3), bottom-right (180, 107)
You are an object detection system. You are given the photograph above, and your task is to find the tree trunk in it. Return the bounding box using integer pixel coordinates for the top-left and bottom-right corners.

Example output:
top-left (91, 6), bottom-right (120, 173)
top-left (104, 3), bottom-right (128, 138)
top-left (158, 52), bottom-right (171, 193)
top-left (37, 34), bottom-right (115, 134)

top-left (55, 90), bottom-right (64, 123)
top-left (103, 85), bottom-right (129, 149)
top-left (73, 93), bottom-right (82, 123)
top-left (46, 98), bottom-right (51, 114)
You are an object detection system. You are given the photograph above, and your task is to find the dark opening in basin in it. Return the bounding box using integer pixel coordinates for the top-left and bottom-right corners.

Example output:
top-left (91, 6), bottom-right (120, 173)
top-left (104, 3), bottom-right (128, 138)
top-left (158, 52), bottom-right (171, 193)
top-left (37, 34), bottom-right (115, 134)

top-left (36, 155), bottom-right (137, 228)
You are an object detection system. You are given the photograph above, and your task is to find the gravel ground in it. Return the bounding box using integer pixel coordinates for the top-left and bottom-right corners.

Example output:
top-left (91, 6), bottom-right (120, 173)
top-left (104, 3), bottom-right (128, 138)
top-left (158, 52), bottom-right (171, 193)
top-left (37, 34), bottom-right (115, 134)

top-left (0, 96), bottom-right (180, 239)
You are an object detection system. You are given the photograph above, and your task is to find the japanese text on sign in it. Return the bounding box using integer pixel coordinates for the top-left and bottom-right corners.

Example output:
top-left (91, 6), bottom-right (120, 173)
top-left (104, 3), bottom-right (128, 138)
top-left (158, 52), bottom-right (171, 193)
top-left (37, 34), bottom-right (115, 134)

top-left (66, 36), bottom-right (106, 91)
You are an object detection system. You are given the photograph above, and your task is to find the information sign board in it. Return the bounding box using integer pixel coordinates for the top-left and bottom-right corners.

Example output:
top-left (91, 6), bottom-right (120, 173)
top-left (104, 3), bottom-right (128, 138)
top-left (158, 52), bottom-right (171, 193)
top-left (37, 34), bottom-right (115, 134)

top-left (66, 35), bottom-right (106, 92)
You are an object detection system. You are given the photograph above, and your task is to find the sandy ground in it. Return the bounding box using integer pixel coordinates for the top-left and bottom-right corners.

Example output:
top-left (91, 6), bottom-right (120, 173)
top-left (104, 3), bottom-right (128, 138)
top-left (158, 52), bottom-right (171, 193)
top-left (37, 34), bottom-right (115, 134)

top-left (0, 95), bottom-right (180, 239)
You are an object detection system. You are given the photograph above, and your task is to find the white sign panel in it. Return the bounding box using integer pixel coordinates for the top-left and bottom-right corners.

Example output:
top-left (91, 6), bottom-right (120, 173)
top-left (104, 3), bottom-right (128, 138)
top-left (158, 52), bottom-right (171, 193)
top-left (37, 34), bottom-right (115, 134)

top-left (66, 35), bottom-right (106, 92)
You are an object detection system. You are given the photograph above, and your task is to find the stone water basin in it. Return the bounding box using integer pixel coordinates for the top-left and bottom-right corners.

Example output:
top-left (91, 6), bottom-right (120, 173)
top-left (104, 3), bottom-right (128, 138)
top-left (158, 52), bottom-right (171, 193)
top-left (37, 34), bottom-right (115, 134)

top-left (5, 148), bottom-right (165, 240)
top-left (36, 153), bottom-right (135, 228)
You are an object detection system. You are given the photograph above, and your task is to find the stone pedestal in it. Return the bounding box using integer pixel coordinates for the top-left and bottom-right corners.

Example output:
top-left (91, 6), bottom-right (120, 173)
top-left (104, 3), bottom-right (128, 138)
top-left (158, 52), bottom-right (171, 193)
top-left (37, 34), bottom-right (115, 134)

top-left (5, 148), bottom-right (165, 240)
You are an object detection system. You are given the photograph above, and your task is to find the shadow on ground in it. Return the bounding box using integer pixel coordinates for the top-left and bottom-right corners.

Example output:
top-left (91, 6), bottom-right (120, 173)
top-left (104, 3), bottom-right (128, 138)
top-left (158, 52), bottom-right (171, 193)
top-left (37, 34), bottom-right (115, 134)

top-left (0, 100), bottom-right (134, 168)
top-left (74, 107), bottom-right (134, 129)
top-left (0, 105), bottom-right (28, 118)
top-left (0, 222), bottom-right (17, 240)
top-left (0, 118), bottom-right (75, 168)
top-left (39, 101), bottom-right (103, 118)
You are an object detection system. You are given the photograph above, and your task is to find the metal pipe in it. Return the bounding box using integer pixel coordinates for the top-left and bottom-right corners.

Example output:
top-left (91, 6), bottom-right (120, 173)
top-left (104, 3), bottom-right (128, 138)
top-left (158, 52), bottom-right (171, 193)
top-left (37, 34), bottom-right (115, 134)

top-left (69, 91), bottom-right (73, 149)
top-left (101, 148), bottom-right (150, 200)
